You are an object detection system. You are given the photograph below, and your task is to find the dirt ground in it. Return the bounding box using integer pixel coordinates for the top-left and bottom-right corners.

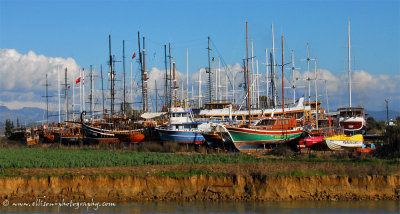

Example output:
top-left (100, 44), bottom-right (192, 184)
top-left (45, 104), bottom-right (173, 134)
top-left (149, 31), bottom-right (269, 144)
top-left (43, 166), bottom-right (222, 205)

top-left (7, 161), bottom-right (400, 177)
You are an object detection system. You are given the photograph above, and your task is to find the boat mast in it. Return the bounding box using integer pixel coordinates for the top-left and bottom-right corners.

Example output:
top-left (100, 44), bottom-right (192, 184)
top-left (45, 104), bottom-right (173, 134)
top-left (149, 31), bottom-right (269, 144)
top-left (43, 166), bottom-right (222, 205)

top-left (82, 68), bottom-right (85, 113)
top-left (72, 71), bottom-right (75, 120)
top-left (281, 36), bottom-right (285, 116)
top-left (155, 80), bottom-right (158, 111)
top-left (186, 48), bottom-right (189, 107)
top-left (265, 48), bottom-right (269, 108)
top-left (164, 45), bottom-right (168, 109)
top-left (198, 66), bottom-right (202, 108)
top-left (207, 36), bottom-right (212, 103)
top-left (246, 22), bottom-right (251, 126)
top-left (307, 42), bottom-right (311, 103)
top-left (45, 73), bottom-right (49, 124)
top-left (291, 50), bottom-right (296, 105)
top-left (272, 24), bottom-right (277, 107)
top-left (173, 62), bottom-right (177, 107)
top-left (109, 35), bottom-right (114, 116)
top-left (251, 40), bottom-right (254, 108)
top-left (168, 43), bottom-right (172, 108)
top-left (314, 59), bottom-right (318, 129)
top-left (64, 67), bottom-right (68, 121)
top-left (90, 65), bottom-right (94, 119)
top-left (143, 37), bottom-right (148, 112)
top-left (101, 64), bottom-right (105, 115)
top-left (256, 59), bottom-right (259, 109)
top-left (58, 65), bottom-right (60, 123)
top-left (137, 32), bottom-right (143, 112)
top-left (325, 80), bottom-right (330, 114)
top-left (348, 21), bottom-right (352, 107)
top-left (123, 40), bottom-right (126, 115)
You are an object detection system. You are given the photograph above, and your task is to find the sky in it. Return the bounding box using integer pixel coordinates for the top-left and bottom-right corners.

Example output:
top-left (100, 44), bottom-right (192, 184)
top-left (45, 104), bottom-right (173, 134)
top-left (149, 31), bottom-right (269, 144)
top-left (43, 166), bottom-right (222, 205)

top-left (0, 0), bottom-right (399, 114)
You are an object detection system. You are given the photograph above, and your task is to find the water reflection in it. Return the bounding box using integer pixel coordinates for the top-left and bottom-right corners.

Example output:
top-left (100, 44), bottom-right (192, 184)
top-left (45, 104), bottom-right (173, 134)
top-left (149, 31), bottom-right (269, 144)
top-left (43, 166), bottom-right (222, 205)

top-left (1, 200), bottom-right (399, 213)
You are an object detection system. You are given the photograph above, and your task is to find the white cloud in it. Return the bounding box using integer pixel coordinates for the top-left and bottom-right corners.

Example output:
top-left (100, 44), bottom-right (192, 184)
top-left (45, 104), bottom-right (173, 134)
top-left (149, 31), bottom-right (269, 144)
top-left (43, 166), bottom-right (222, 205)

top-left (0, 49), bottom-right (80, 110)
top-left (1, 49), bottom-right (398, 112)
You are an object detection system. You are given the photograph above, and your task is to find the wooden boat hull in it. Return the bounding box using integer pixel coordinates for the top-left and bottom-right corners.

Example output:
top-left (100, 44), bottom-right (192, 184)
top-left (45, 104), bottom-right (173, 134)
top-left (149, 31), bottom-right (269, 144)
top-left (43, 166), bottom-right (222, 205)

top-left (226, 127), bottom-right (302, 152)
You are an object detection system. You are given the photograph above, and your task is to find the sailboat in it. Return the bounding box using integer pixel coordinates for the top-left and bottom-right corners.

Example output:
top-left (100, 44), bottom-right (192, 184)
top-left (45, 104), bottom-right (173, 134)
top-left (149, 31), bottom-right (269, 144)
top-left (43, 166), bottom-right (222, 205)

top-left (224, 22), bottom-right (303, 153)
top-left (337, 21), bottom-right (366, 135)
top-left (323, 21), bottom-right (364, 150)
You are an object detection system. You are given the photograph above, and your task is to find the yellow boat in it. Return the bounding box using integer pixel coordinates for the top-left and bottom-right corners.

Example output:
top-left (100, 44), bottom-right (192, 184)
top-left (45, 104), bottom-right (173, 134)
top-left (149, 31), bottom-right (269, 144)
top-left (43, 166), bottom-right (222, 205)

top-left (324, 134), bottom-right (364, 151)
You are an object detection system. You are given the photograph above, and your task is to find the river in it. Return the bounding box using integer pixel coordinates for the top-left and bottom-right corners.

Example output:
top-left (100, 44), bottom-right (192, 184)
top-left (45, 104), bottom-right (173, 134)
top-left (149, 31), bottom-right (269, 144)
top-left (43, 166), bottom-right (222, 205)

top-left (1, 200), bottom-right (398, 213)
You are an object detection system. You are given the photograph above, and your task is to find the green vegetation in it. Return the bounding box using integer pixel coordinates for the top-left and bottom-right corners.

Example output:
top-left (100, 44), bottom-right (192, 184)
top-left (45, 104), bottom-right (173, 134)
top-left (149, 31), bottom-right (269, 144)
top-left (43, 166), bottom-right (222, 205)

top-left (4, 119), bottom-right (14, 137)
top-left (0, 148), bottom-right (263, 174)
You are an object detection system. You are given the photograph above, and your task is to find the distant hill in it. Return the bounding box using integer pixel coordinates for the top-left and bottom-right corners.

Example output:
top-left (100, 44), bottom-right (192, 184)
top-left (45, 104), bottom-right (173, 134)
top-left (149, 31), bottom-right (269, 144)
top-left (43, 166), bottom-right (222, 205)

top-left (0, 105), bottom-right (57, 126)
top-left (365, 110), bottom-right (400, 122)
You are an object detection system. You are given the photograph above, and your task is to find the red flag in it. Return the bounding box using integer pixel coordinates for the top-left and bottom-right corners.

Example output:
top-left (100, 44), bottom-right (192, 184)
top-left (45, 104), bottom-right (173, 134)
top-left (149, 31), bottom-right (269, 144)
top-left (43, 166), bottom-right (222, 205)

top-left (68, 85), bottom-right (70, 89)
top-left (76, 77), bottom-right (81, 84)
top-left (132, 52), bottom-right (136, 59)
top-left (162, 104), bottom-right (165, 111)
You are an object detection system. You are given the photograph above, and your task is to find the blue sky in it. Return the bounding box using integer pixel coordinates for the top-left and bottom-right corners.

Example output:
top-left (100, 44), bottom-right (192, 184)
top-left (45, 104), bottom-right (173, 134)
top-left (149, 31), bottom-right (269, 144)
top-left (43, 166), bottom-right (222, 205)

top-left (0, 0), bottom-right (399, 112)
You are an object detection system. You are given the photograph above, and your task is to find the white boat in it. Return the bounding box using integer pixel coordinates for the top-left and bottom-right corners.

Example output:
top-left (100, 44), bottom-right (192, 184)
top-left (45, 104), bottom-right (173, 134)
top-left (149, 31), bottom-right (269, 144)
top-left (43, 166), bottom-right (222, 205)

top-left (324, 134), bottom-right (364, 151)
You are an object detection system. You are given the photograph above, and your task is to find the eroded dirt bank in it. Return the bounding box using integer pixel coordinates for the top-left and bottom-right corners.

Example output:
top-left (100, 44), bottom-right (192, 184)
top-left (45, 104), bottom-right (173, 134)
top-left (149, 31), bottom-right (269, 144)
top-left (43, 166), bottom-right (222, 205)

top-left (0, 175), bottom-right (399, 202)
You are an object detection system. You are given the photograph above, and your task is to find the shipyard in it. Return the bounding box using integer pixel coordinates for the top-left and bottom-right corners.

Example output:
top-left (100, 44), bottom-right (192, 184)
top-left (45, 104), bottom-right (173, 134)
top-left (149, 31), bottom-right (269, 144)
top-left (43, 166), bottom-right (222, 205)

top-left (0, 0), bottom-right (399, 213)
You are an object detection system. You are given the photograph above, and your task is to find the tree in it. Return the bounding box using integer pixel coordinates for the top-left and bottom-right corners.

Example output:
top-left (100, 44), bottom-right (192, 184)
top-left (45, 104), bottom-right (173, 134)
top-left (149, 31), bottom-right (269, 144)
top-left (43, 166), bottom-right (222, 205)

top-left (16, 118), bottom-right (20, 128)
top-left (5, 119), bottom-right (13, 137)
top-left (120, 102), bottom-right (133, 118)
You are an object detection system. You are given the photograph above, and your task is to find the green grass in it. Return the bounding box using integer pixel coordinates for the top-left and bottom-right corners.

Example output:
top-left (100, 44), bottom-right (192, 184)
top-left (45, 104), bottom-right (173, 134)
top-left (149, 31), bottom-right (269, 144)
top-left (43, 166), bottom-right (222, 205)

top-left (0, 148), bottom-right (264, 174)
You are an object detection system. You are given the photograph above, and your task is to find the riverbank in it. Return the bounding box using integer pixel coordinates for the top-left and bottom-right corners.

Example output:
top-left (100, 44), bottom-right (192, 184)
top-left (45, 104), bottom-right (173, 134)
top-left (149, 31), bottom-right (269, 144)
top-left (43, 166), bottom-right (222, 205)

top-left (1, 174), bottom-right (399, 202)
top-left (0, 147), bottom-right (399, 202)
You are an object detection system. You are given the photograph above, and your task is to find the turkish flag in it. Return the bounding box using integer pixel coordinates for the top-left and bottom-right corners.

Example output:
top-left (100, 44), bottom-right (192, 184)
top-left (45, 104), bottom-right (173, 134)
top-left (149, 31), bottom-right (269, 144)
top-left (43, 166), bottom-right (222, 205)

top-left (76, 77), bottom-right (81, 84)
top-left (132, 52), bottom-right (136, 59)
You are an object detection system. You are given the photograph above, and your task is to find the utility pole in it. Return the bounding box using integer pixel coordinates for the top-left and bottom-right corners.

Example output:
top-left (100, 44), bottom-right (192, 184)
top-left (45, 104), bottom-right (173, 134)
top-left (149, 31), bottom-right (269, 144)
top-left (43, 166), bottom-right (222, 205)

top-left (385, 98), bottom-right (390, 126)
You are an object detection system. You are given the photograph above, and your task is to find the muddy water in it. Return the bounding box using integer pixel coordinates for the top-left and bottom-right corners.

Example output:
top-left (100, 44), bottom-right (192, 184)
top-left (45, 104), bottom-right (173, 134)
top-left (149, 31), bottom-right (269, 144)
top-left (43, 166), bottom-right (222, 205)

top-left (1, 201), bottom-right (399, 213)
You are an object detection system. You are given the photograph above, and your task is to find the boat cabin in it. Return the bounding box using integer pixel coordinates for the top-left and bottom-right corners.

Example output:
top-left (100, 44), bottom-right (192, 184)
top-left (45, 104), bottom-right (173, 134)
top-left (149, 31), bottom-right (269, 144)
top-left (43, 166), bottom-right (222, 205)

top-left (337, 107), bottom-right (365, 117)
top-left (168, 107), bottom-right (192, 125)
top-left (254, 117), bottom-right (299, 130)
